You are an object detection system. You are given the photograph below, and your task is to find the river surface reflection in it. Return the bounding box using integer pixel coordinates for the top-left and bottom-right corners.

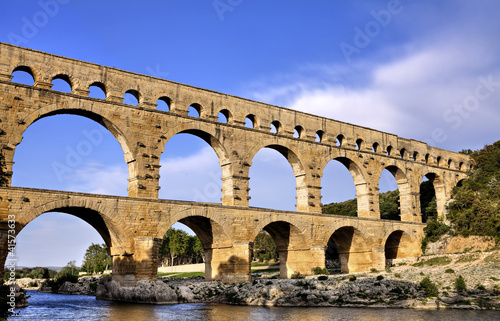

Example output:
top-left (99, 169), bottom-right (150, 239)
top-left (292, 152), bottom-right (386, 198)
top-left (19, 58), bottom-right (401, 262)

top-left (12, 290), bottom-right (500, 321)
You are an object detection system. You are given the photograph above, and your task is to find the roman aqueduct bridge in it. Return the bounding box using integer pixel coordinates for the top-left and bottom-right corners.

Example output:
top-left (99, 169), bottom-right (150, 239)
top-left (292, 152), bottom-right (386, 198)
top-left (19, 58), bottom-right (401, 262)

top-left (0, 43), bottom-right (471, 285)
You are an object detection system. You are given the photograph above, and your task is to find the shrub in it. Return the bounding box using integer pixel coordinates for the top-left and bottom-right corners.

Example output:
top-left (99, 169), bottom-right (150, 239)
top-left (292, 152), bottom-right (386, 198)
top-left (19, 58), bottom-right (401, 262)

top-left (376, 275), bottom-right (384, 281)
top-left (445, 268), bottom-right (455, 274)
top-left (311, 267), bottom-right (329, 275)
top-left (455, 275), bottom-right (467, 292)
top-left (349, 275), bottom-right (356, 282)
top-left (419, 276), bottom-right (439, 297)
top-left (370, 268), bottom-right (378, 273)
top-left (476, 284), bottom-right (486, 291)
top-left (291, 271), bottom-right (304, 279)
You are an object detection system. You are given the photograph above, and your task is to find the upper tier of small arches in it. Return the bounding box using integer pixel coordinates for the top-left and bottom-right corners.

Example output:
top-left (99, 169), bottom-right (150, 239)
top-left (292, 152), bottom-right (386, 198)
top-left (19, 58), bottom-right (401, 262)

top-left (2, 42), bottom-right (471, 172)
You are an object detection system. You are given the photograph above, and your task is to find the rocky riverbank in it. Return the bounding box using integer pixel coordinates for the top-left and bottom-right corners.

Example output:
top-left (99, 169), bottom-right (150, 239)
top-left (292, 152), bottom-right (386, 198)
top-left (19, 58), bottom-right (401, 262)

top-left (96, 250), bottom-right (500, 310)
top-left (16, 249), bottom-right (500, 310)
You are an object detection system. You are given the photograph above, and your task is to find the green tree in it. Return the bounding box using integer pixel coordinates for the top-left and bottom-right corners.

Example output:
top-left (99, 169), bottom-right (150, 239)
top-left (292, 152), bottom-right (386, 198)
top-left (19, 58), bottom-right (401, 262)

top-left (419, 276), bottom-right (439, 297)
top-left (57, 260), bottom-right (79, 278)
top-left (322, 198), bottom-right (357, 216)
top-left (379, 190), bottom-right (400, 220)
top-left (253, 230), bottom-right (278, 262)
top-left (455, 275), bottom-right (467, 292)
top-left (82, 243), bottom-right (111, 274)
top-left (158, 228), bottom-right (202, 266)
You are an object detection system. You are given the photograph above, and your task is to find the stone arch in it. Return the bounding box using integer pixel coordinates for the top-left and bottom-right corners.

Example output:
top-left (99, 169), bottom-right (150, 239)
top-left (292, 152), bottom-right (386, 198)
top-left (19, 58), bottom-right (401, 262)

top-left (11, 65), bottom-right (38, 83)
top-left (188, 103), bottom-right (203, 117)
top-left (324, 225), bottom-right (372, 273)
top-left (378, 165), bottom-right (412, 221)
top-left (124, 89), bottom-right (141, 105)
top-left (50, 73), bottom-right (73, 92)
top-left (17, 198), bottom-right (133, 256)
top-left (160, 211), bottom-right (233, 281)
top-left (420, 172), bottom-right (447, 220)
top-left (88, 81), bottom-right (107, 98)
top-left (160, 126), bottom-right (230, 166)
top-left (218, 109), bottom-right (232, 123)
top-left (244, 114), bottom-right (257, 128)
top-left (247, 144), bottom-right (306, 179)
top-left (255, 219), bottom-right (310, 278)
top-left (320, 154), bottom-right (371, 218)
top-left (16, 104), bottom-right (136, 191)
top-left (384, 229), bottom-right (415, 265)
top-left (247, 143), bottom-right (307, 210)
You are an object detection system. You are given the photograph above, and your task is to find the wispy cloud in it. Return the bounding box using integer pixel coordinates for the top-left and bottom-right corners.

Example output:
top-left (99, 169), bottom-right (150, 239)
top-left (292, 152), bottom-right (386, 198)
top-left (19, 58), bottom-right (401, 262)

top-left (244, 30), bottom-right (500, 152)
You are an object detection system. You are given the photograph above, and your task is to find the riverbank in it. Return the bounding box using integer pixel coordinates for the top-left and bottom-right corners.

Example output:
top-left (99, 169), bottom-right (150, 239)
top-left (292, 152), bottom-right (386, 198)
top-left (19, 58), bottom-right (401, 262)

top-left (95, 250), bottom-right (500, 310)
top-left (16, 250), bottom-right (500, 310)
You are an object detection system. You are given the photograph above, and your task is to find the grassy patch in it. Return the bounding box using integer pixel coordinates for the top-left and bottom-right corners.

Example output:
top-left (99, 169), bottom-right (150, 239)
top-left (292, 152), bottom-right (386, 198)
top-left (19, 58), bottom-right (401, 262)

top-left (251, 262), bottom-right (279, 267)
top-left (157, 272), bottom-right (178, 277)
top-left (456, 253), bottom-right (479, 263)
top-left (484, 252), bottom-right (500, 263)
top-left (413, 256), bottom-right (452, 267)
top-left (172, 272), bottom-right (205, 278)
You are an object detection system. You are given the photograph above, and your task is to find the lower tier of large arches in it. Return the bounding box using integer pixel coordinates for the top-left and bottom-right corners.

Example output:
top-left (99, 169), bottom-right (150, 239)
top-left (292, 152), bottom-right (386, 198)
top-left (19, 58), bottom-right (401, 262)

top-left (0, 186), bottom-right (424, 285)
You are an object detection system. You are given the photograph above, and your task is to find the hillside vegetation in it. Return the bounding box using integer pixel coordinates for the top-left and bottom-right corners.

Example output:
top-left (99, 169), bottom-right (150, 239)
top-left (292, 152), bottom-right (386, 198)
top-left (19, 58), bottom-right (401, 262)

top-left (447, 141), bottom-right (500, 241)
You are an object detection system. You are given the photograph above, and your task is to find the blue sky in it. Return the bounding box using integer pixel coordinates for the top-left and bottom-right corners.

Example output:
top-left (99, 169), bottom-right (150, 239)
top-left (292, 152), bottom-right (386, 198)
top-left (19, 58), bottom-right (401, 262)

top-left (2, 0), bottom-right (500, 268)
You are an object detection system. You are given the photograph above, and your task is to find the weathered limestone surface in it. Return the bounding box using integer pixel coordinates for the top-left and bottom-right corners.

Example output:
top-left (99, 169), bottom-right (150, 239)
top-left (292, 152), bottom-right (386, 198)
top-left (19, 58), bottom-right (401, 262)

top-left (0, 43), bottom-right (471, 286)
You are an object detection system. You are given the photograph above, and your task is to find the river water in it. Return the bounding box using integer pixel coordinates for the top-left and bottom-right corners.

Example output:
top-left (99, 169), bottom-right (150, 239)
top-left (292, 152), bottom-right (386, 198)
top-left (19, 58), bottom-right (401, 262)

top-left (11, 290), bottom-right (500, 321)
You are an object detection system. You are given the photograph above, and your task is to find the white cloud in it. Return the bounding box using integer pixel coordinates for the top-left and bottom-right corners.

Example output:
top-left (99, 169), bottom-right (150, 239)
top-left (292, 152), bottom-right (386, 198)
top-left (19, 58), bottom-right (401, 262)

top-left (67, 161), bottom-right (129, 196)
top-left (245, 36), bottom-right (500, 152)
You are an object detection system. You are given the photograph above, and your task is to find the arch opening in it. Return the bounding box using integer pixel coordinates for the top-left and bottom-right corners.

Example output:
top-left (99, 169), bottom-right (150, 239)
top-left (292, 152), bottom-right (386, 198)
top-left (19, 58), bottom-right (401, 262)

top-left (158, 223), bottom-right (204, 268)
top-left (12, 114), bottom-right (129, 195)
top-left (293, 126), bottom-right (303, 139)
top-left (123, 90), bottom-right (139, 105)
top-left (159, 216), bottom-right (232, 281)
top-left (249, 145), bottom-right (304, 211)
top-left (372, 142), bottom-right (379, 153)
top-left (315, 130), bottom-right (324, 143)
top-left (321, 158), bottom-right (359, 217)
top-left (245, 114), bottom-right (255, 128)
top-left (11, 207), bottom-right (120, 276)
top-left (188, 103), bottom-right (202, 117)
top-left (336, 135), bottom-right (344, 147)
top-left (384, 230), bottom-right (403, 266)
top-left (400, 148), bottom-right (407, 159)
top-left (378, 167), bottom-right (402, 221)
top-left (51, 74), bottom-right (72, 93)
top-left (11, 66), bottom-right (35, 85)
top-left (88, 82), bottom-right (106, 99)
top-left (218, 109), bottom-right (231, 123)
top-left (159, 132), bottom-right (223, 203)
top-left (325, 226), bottom-right (370, 274)
top-left (156, 97), bottom-right (171, 112)
top-left (260, 221), bottom-right (309, 278)
top-left (355, 139), bottom-right (363, 151)
top-left (386, 146), bottom-right (393, 157)
top-left (270, 121), bottom-right (280, 134)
